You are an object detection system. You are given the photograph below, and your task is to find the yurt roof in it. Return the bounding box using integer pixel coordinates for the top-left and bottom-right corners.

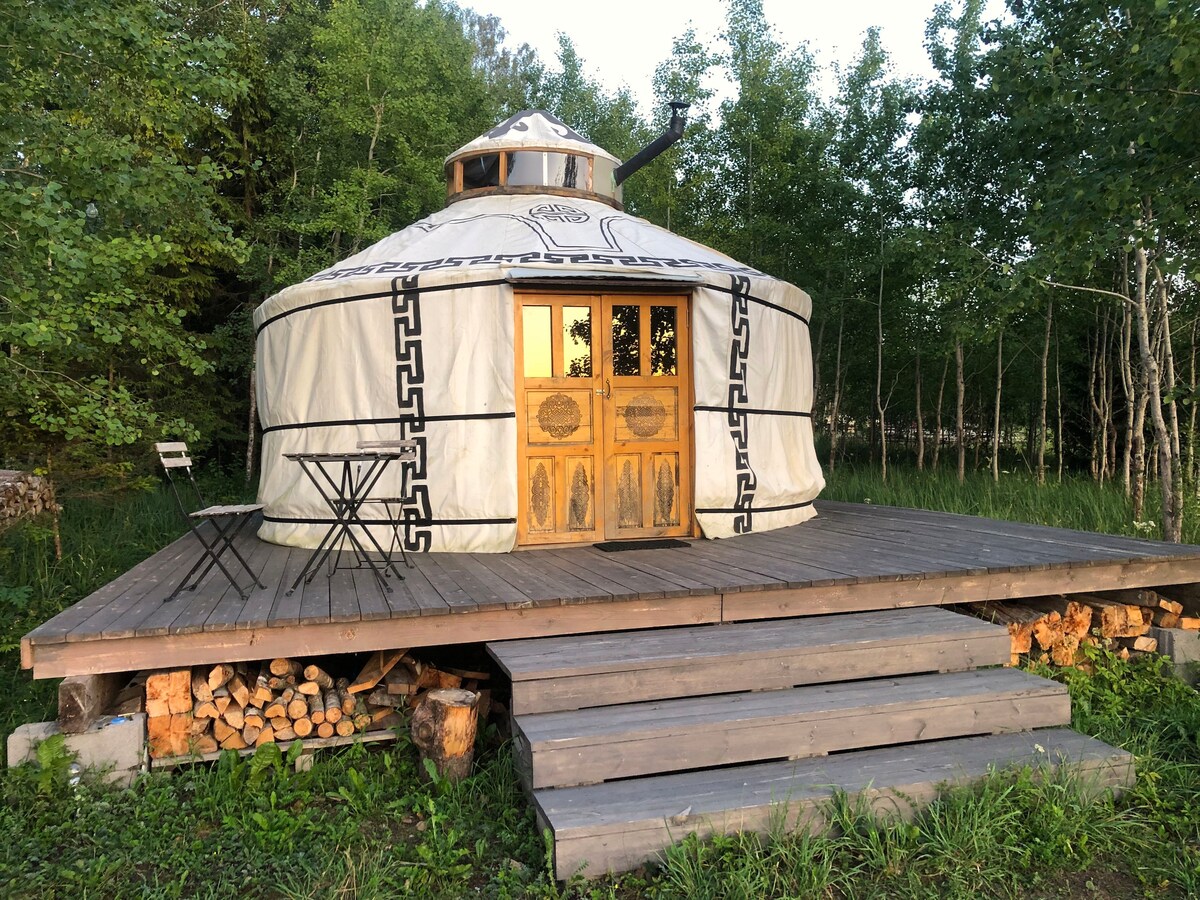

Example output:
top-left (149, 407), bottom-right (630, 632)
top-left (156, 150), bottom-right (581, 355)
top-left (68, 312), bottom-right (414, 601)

top-left (444, 110), bottom-right (621, 168)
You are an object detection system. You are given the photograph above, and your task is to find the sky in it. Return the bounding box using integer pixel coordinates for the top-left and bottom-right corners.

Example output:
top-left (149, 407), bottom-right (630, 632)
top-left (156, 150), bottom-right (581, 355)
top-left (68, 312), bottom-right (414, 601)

top-left (466, 0), bottom-right (1007, 114)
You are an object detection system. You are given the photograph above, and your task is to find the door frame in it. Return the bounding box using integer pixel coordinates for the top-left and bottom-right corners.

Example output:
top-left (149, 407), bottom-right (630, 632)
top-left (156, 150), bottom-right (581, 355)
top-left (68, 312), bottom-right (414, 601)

top-left (513, 287), bottom-right (699, 547)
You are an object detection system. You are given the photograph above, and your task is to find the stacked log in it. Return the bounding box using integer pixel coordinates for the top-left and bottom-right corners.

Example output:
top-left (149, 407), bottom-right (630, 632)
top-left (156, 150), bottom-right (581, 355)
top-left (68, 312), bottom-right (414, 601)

top-left (0, 470), bottom-right (59, 522)
top-left (970, 598), bottom-right (1093, 667)
top-left (1148, 584), bottom-right (1200, 631)
top-left (143, 651), bottom-right (490, 760)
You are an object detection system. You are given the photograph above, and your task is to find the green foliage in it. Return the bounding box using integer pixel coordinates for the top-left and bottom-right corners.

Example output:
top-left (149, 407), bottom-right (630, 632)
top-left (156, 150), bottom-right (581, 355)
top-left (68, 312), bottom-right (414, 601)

top-left (0, 0), bottom-right (248, 465)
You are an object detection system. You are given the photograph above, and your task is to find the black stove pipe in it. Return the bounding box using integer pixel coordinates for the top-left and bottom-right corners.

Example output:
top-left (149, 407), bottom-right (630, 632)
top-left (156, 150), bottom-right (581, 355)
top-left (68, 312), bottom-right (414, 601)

top-left (613, 100), bottom-right (690, 186)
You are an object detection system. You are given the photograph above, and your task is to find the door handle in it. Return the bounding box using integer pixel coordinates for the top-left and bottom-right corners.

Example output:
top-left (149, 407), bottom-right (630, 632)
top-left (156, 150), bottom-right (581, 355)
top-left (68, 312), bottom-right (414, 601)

top-left (604, 378), bottom-right (611, 400)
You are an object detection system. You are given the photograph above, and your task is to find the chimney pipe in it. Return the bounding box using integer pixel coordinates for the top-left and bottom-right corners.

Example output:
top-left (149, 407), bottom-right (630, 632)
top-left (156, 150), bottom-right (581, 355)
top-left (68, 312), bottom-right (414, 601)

top-left (613, 100), bottom-right (689, 186)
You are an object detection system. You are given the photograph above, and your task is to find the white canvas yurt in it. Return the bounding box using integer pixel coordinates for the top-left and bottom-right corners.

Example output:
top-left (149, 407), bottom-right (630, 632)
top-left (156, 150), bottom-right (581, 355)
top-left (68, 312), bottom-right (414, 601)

top-left (253, 109), bottom-right (824, 553)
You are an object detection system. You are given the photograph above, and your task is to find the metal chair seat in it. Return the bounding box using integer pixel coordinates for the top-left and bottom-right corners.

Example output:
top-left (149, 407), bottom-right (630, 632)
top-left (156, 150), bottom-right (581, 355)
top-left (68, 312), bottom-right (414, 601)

top-left (190, 503), bottom-right (265, 519)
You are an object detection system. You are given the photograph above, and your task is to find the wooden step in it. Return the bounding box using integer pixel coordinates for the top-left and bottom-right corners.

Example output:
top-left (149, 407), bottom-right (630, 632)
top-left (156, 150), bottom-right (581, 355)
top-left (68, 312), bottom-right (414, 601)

top-left (536, 728), bottom-right (1134, 880)
top-left (489, 607), bottom-right (1010, 714)
top-left (513, 667), bottom-right (1070, 789)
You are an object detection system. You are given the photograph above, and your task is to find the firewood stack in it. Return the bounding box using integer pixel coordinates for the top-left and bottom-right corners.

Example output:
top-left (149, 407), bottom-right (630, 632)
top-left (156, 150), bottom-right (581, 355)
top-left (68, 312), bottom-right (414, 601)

top-left (0, 470), bottom-right (59, 522)
top-left (142, 649), bottom-right (490, 760)
top-left (964, 586), bottom-right (1200, 669)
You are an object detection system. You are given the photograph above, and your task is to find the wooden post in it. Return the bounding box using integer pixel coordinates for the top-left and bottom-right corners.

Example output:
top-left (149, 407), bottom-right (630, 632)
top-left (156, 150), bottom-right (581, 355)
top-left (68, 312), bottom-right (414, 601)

top-left (58, 672), bottom-right (124, 734)
top-left (410, 688), bottom-right (479, 783)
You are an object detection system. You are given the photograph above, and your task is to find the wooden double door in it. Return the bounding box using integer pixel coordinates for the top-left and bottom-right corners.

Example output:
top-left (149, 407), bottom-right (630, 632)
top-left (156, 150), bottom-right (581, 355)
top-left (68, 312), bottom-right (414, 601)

top-left (515, 293), bottom-right (693, 545)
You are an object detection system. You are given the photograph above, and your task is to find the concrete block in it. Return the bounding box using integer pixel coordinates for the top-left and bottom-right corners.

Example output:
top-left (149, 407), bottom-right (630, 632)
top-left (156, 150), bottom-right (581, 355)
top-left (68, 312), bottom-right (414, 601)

top-left (1149, 626), bottom-right (1200, 684)
top-left (7, 713), bottom-right (147, 786)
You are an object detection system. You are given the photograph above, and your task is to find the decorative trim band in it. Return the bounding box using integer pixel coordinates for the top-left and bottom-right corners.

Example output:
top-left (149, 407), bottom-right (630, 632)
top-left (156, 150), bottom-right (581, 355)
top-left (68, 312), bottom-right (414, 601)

top-left (261, 412), bottom-right (516, 436)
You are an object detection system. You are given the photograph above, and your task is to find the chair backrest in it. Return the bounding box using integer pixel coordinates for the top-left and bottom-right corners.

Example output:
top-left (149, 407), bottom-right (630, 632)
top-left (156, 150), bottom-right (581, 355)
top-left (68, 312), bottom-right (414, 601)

top-left (156, 441), bottom-right (205, 512)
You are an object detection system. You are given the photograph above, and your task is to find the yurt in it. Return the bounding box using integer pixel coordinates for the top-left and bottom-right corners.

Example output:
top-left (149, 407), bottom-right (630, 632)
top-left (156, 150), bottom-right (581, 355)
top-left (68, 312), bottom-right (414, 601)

top-left (253, 108), bottom-right (824, 553)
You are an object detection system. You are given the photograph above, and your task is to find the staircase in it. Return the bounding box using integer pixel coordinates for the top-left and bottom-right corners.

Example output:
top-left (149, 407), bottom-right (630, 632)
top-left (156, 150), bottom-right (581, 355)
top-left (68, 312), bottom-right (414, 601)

top-left (487, 607), bottom-right (1134, 880)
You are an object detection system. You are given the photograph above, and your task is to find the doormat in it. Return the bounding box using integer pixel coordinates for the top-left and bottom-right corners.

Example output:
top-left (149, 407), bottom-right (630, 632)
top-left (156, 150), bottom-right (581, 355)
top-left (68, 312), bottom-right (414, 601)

top-left (594, 539), bottom-right (691, 552)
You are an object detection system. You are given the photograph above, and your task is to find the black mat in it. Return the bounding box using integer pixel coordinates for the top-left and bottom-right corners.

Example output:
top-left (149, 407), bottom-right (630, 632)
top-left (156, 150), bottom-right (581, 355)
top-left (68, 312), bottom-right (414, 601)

top-left (594, 539), bottom-right (691, 552)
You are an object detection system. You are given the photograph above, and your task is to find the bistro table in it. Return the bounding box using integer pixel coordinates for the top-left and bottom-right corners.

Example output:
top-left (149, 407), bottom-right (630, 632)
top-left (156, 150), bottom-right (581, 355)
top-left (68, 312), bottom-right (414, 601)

top-left (284, 450), bottom-right (411, 595)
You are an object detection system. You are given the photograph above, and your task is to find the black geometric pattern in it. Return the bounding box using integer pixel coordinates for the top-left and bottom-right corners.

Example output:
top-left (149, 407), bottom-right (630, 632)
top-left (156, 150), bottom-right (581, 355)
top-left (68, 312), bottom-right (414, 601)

top-left (392, 275), bottom-right (432, 551)
top-left (306, 251), bottom-right (761, 283)
top-left (727, 275), bottom-right (757, 534)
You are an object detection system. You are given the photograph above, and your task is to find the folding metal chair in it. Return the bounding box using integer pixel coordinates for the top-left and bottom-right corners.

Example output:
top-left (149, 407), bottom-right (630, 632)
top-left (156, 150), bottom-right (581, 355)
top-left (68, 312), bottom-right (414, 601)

top-left (156, 442), bottom-right (266, 601)
top-left (355, 439), bottom-right (419, 570)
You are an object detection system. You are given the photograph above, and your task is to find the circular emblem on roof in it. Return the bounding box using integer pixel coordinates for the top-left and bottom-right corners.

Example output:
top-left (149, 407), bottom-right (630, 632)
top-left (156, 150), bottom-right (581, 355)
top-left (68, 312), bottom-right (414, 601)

top-left (529, 203), bottom-right (590, 224)
top-left (623, 393), bottom-right (666, 438)
top-left (537, 392), bottom-right (582, 439)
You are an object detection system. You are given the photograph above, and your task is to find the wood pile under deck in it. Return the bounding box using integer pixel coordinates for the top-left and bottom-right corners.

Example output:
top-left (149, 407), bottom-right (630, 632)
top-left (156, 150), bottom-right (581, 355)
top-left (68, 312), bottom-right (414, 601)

top-left (489, 607), bottom-right (1135, 879)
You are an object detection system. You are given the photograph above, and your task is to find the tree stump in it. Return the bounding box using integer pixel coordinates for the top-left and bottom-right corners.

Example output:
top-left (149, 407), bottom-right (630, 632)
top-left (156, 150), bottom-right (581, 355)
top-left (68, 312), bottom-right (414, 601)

top-left (411, 688), bottom-right (479, 783)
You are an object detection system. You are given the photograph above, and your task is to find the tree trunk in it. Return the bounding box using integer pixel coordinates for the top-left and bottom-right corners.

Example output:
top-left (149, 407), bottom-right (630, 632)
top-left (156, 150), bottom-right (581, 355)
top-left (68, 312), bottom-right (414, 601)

top-left (876, 258), bottom-right (887, 482)
top-left (1153, 263), bottom-right (1184, 541)
top-left (955, 340), bottom-right (966, 484)
top-left (933, 355), bottom-right (948, 471)
top-left (992, 328), bottom-right (1004, 483)
top-left (1037, 301), bottom-right (1053, 485)
top-left (915, 351), bottom-right (925, 471)
top-left (1190, 317), bottom-right (1199, 494)
top-left (1055, 332), bottom-right (1064, 482)
top-left (1120, 252), bottom-right (1135, 494)
top-left (1131, 233), bottom-right (1177, 539)
top-left (828, 307), bottom-right (844, 473)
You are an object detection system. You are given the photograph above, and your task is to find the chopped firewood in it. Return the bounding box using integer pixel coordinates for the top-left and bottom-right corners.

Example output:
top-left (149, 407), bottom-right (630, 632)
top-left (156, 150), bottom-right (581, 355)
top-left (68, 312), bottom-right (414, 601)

top-left (254, 726), bottom-right (276, 747)
top-left (253, 668), bottom-right (274, 704)
top-left (190, 671), bottom-right (214, 704)
top-left (323, 689), bottom-right (342, 724)
top-left (307, 693), bottom-right (324, 725)
top-left (367, 687), bottom-right (405, 707)
top-left (270, 658), bottom-right (302, 677)
top-left (443, 665), bottom-right (491, 682)
top-left (1152, 609), bottom-right (1182, 628)
top-left (287, 697), bottom-right (309, 720)
top-left (280, 686), bottom-right (296, 703)
top-left (1180, 617), bottom-right (1200, 630)
top-left (417, 666), bottom-right (444, 689)
top-left (207, 664), bottom-right (235, 693)
top-left (436, 671), bottom-right (463, 690)
top-left (188, 716), bottom-right (212, 736)
top-left (475, 688), bottom-right (492, 726)
top-left (243, 707), bottom-right (265, 729)
top-left (411, 689), bottom-right (479, 782)
top-left (110, 677), bottom-right (147, 716)
top-left (352, 713), bottom-right (371, 730)
top-left (220, 732), bottom-right (248, 751)
top-left (242, 723), bottom-right (262, 744)
top-left (267, 676), bottom-right (287, 690)
top-left (194, 698), bottom-right (219, 719)
top-left (387, 681), bottom-right (416, 696)
top-left (146, 670), bottom-right (192, 717)
top-left (293, 717), bottom-right (314, 738)
top-left (335, 719), bottom-right (355, 737)
top-left (269, 716), bottom-right (290, 732)
top-left (370, 710), bottom-right (403, 730)
top-left (224, 705), bottom-right (245, 730)
top-left (1096, 588), bottom-right (1181, 614)
top-left (317, 722), bottom-right (335, 739)
top-left (264, 699), bottom-right (287, 719)
top-left (339, 687), bottom-right (355, 715)
top-left (297, 680), bottom-right (322, 696)
top-left (303, 665), bottom-right (334, 690)
top-left (1129, 636), bottom-right (1158, 652)
top-left (274, 725), bottom-right (296, 741)
top-left (1076, 594), bottom-right (1147, 637)
top-left (213, 687), bottom-right (232, 717)
top-left (227, 674), bottom-right (250, 709)
top-left (192, 734), bottom-right (219, 755)
top-left (349, 649), bottom-right (408, 693)
top-left (213, 718), bottom-right (237, 743)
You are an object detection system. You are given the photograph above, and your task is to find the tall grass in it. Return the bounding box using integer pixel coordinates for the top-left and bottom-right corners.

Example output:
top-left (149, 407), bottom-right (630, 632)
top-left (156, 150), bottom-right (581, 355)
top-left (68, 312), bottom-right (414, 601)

top-left (822, 464), bottom-right (1199, 543)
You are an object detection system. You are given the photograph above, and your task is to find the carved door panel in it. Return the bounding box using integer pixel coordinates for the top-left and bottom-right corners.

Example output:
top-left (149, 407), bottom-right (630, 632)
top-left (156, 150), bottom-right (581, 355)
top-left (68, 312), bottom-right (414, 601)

top-left (601, 296), bottom-right (692, 540)
top-left (515, 293), bottom-right (692, 545)
top-left (516, 296), bottom-right (603, 545)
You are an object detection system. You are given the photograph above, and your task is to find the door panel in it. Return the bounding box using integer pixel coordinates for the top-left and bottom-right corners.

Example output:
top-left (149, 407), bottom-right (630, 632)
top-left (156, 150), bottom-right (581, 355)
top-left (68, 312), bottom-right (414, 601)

top-left (516, 293), bottom-right (691, 545)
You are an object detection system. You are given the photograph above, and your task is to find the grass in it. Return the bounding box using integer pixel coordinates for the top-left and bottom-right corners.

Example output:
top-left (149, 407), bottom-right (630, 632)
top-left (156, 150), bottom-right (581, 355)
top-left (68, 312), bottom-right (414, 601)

top-left (0, 466), bottom-right (1198, 897)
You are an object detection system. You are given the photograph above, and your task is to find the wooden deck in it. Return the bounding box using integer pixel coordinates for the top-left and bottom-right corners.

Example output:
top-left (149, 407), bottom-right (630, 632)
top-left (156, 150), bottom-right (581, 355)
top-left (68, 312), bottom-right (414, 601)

top-left (22, 500), bottom-right (1200, 679)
